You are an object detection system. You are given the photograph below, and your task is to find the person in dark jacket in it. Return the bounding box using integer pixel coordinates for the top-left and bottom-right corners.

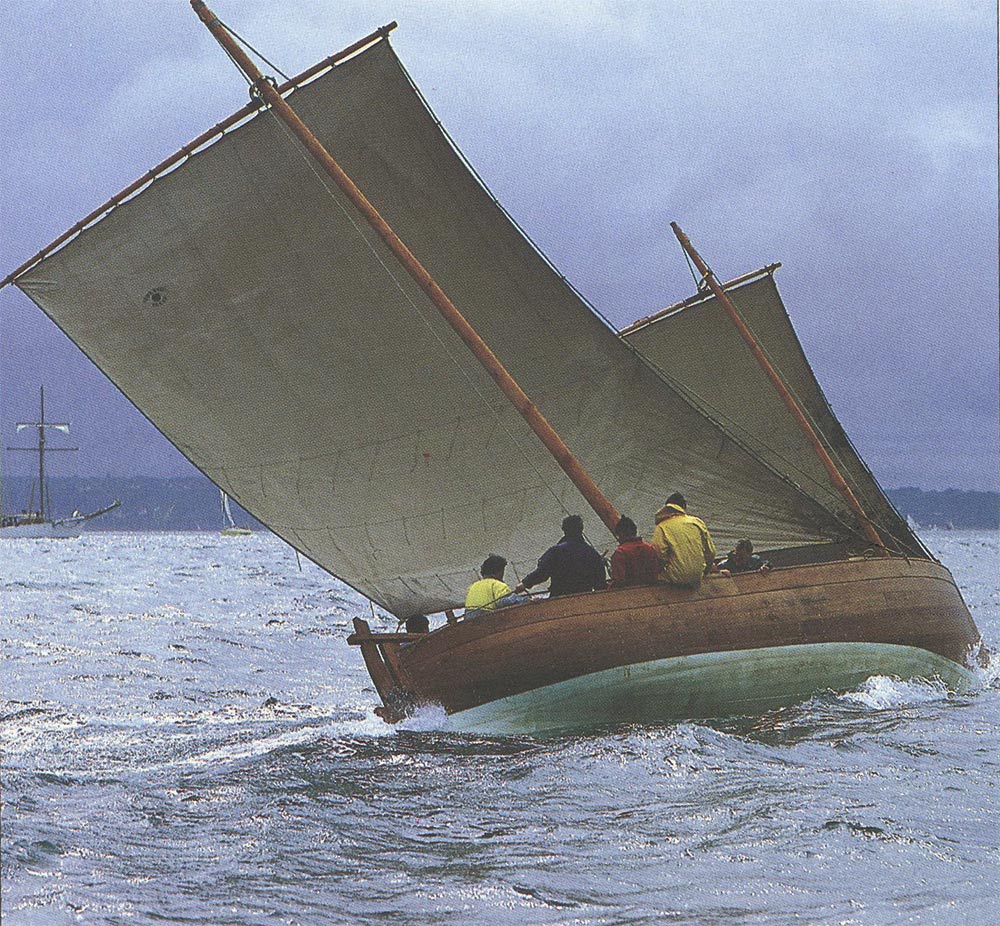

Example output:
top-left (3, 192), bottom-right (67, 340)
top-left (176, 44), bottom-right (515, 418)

top-left (718, 539), bottom-right (771, 576)
top-left (609, 516), bottom-right (661, 588)
top-left (514, 515), bottom-right (606, 597)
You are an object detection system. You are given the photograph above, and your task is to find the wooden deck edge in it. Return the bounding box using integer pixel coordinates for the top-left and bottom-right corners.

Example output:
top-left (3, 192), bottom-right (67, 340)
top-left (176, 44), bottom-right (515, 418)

top-left (347, 631), bottom-right (427, 645)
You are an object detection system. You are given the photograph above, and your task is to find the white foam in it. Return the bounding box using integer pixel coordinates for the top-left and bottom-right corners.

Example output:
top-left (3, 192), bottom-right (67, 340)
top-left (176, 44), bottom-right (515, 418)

top-left (177, 710), bottom-right (399, 767)
top-left (839, 674), bottom-right (950, 710)
top-left (326, 711), bottom-right (396, 738)
top-left (966, 641), bottom-right (1000, 688)
top-left (180, 724), bottom-right (328, 767)
top-left (397, 703), bottom-right (449, 732)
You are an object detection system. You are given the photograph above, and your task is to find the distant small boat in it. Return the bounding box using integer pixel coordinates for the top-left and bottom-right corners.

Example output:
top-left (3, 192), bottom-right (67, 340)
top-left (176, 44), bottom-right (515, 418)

top-left (220, 490), bottom-right (251, 536)
top-left (1, 386), bottom-right (120, 539)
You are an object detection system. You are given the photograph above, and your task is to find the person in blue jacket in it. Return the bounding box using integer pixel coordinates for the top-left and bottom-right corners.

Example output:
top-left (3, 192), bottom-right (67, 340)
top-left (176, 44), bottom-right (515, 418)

top-left (514, 515), bottom-right (607, 598)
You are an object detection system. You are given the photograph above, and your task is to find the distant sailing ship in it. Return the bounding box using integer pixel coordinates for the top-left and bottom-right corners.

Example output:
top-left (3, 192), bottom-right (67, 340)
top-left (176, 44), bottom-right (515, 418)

top-left (1, 386), bottom-right (120, 538)
top-left (1, 4), bottom-right (983, 731)
top-left (220, 490), bottom-right (251, 536)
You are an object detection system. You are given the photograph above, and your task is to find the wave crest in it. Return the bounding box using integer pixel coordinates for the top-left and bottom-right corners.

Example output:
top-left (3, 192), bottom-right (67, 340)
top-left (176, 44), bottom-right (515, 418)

top-left (839, 675), bottom-right (951, 710)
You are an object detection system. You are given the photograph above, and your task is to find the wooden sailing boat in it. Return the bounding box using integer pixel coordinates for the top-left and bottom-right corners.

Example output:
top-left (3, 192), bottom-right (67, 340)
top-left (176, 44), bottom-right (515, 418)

top-left (1, 386), bottom-right (120, 539)
top-left (1, 3), bottom-right (981, 732)
top-left (220, 490), bottom-right (252, 536)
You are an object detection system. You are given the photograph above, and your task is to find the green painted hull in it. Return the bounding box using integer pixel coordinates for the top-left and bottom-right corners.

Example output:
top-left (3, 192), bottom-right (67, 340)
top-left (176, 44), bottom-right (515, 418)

top-left (445, 642), bottom-right (975, 736)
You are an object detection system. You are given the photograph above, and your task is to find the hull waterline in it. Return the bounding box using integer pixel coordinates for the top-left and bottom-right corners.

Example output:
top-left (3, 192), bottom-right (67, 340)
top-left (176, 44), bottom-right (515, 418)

top-left (0, 520), bottom-right (83, 539)
top-left (350, 556), bottom-right (982, 733)
top-left (444, 642), bottom-right (976, 735)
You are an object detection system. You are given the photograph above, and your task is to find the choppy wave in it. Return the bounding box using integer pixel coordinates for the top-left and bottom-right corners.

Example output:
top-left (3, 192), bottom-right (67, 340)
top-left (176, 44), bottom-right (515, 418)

top-left (1, 529), bottom-right (997, 926)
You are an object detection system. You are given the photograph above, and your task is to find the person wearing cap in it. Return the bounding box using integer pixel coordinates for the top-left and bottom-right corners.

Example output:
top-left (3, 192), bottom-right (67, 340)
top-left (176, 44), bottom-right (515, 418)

top-left (464, 554), bottom-right (522, 615)
top-left (514, 514), bottom-right (607, 598)
top-left (718, 539), bottom-right (771, 576)
top-left (651, 495), bottom-right (717, 588)
top-left (609, 516), bottom-right (661, 588)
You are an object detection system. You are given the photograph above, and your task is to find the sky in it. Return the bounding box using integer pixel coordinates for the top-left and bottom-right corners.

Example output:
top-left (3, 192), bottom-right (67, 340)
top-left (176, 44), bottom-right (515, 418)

top-left (1, 0), bottom-right (997, 491)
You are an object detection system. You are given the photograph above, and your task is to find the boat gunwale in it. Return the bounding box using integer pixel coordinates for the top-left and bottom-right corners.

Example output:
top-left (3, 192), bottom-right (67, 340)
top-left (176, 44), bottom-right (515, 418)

top-left (399, 556), bottom-right (965, 660)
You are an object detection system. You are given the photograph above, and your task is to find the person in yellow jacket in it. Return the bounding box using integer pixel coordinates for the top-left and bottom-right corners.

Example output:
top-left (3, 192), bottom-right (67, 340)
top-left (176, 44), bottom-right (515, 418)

top-left (464, 554), bottom-right (525, 615)
top-left (651, 495), bottom-right (718, 587)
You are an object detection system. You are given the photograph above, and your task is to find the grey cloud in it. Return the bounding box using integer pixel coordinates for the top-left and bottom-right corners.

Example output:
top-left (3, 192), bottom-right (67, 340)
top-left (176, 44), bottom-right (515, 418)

top-left (1, 0), bottom-right (996, 489)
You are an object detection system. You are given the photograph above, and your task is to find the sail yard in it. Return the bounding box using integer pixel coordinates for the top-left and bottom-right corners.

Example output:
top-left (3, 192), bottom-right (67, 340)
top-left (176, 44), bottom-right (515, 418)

top-left (10, 32), bottom-right (867, 619)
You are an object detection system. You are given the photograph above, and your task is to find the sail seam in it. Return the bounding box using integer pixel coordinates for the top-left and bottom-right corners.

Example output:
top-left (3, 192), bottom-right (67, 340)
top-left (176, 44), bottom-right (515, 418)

top-left (392, 50), bottom-right (874, 549)
top-left (251, 92), bottom-right (580, 532)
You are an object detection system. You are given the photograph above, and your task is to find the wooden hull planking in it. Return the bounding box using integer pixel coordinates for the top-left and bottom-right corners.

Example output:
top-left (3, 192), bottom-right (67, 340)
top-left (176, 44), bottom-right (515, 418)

top-left (349, 557), bottom-right (981, 730)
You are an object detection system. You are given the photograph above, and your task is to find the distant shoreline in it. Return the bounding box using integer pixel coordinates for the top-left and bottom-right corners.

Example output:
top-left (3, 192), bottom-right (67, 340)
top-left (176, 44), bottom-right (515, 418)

top-left (1, 476), bottom-right (997, 532)
top-left (50, 525), bottom-right (996, 537)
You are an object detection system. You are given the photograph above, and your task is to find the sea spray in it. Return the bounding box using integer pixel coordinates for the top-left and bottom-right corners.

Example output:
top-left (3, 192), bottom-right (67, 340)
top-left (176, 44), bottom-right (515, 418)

top-left (839, 675), bottom-right (951, 710)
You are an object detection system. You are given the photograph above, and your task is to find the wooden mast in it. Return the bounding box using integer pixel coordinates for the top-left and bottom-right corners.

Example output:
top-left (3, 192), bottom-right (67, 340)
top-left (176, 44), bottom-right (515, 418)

top-left (670, 223), bottom-right (886, 552)
top-left (190, 0), bottom-right (621, 533)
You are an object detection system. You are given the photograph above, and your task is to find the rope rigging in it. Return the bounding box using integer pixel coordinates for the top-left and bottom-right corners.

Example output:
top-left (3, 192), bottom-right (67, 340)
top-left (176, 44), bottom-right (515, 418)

top-left (209, 15), bottom-right (583, 531)
top-left (200, 9), bottom-right (600, 617)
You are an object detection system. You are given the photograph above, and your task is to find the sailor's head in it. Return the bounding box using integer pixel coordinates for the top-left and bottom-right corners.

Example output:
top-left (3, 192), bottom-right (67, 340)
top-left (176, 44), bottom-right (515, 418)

top-left (481, 554), bottom-right (507, 579)
top-left (561, 514), bottom-right (584, 539)
top-left (614, 516), bottom-right (638, 541)
top-left (655, 500), bottom-right (686, 522)
top-left (732, 539), bottom-right (754, 562)
top-left (665, 492), bottom-right (687, 510)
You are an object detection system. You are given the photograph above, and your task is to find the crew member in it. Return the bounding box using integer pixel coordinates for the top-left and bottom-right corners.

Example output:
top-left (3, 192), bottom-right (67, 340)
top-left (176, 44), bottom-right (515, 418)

top-left (609, 516), bottom-right (661, 588)
top-left (651, 495), bottom-right (717, 588)
top-left (514, 515), bottom-right (606, 597)
top-left (718, 539), bottom-right (771, 576)
top-left (464, 554), bottom-right (522, 615)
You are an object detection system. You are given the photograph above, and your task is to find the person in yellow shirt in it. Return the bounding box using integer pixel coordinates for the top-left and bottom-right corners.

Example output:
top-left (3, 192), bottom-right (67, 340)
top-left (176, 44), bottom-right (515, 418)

top-left (651, 494), bottom-right (718, 588)
top-left (464, 554), bottom-right (524, 615)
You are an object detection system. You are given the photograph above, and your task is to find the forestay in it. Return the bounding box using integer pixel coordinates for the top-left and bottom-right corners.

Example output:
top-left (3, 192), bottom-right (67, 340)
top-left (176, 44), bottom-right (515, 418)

top-left (622, 272), bottom-right (924, 557)
top-left (16, 38), bottom-right (858, 616)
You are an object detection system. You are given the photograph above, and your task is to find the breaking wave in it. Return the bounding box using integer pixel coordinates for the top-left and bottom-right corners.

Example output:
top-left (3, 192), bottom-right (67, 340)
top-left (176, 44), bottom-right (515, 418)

top-left (397, 702), bottom-right (449, 732)
top-left (839, 674), bottom-right (952, 709)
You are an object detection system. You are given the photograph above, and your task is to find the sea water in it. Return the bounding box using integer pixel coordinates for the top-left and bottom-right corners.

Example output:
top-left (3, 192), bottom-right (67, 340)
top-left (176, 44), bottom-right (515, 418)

top-left (1, 529), bottom-right (997, 925)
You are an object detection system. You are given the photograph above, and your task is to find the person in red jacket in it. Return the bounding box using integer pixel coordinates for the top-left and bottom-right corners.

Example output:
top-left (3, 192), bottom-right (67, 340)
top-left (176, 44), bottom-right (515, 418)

top-left (609, 516), bottom-right (661, 588)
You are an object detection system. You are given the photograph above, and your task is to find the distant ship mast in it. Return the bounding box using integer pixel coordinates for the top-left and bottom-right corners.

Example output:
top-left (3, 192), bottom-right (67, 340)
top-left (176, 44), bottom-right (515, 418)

top-left (9, 385), bottom-right (76, 520)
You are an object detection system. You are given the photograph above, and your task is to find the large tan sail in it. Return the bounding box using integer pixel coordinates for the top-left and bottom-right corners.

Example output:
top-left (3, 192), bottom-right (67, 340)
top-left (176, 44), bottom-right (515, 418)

top-left (622, 270), bottom-right (924, 557)
top-left (14, 39), bottom-right (856, 616)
